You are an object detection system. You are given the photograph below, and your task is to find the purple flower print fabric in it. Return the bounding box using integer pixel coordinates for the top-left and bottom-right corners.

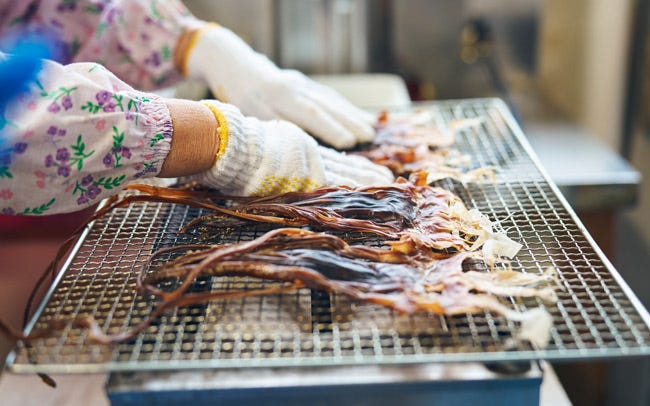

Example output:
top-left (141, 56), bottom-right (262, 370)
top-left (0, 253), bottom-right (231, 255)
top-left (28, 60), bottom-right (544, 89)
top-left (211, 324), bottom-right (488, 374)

top-left (0, 0), bottom-right (201, 90)
top-left (0, 0), bottom-right (205, 214)
top-left (0, 58), bottom-right (172, 214)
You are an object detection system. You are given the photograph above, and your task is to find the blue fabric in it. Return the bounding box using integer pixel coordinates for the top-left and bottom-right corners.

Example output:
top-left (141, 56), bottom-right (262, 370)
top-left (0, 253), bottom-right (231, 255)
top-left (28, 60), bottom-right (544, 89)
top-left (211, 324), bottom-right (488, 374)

top-left (0, 38), bottom-right (51, 146)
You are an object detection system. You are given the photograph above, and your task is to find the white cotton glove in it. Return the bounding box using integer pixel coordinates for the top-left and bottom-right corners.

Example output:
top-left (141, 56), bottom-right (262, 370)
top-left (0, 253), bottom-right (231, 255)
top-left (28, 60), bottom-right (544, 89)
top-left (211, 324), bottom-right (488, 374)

top-left (191, 100), bottom-right (393, 196)
top-left (185, 24), bottom-right (376, 149)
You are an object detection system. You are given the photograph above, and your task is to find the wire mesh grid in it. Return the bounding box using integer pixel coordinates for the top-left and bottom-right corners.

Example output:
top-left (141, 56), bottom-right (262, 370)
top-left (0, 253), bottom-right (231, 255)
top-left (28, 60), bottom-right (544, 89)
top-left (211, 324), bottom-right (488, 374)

top-left (7, 98), bottom-right (650, 373)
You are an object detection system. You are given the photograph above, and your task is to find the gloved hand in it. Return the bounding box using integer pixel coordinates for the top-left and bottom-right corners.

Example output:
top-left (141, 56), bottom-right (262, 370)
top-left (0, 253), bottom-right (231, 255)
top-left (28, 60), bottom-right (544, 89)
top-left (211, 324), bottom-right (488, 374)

top-left (184, 24), bottom-right (376, 149)
top-left (192, 100), bottom-right (393, 196)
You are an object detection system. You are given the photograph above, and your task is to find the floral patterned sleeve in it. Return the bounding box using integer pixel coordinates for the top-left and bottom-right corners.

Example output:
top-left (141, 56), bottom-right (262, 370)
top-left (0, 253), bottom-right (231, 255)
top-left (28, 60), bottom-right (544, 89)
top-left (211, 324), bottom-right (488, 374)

top-left (0, 54), bottom-right (172, 215)
top-left (0, 0), bottom-right (203, 90)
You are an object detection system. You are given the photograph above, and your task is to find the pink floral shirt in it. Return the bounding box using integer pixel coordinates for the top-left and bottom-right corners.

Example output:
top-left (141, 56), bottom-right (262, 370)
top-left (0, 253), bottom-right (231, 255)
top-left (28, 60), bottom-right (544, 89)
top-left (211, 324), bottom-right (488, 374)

top-left (0, 0), bottom-right (202, 215)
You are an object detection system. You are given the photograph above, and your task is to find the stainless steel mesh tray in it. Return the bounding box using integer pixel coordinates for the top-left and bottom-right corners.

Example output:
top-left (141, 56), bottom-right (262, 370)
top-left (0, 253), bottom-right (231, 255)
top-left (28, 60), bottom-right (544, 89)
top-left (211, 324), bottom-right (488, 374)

top-left (7, 98), bottom-right (650, 374)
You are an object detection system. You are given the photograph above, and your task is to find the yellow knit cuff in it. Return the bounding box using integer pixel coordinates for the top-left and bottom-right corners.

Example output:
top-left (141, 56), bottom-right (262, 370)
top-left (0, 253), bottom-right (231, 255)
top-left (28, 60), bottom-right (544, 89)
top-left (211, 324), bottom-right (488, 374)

top-left (201, 102), bottom-right (229, 162)
top-left (180, 22), bottom-right (220, 77)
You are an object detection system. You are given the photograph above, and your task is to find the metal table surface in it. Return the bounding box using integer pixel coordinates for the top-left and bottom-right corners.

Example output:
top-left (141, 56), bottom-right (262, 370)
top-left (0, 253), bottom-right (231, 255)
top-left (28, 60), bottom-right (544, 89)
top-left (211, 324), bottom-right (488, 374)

top-left (4, 99), bottom-right (649, 404)
top-left (106, 362), bottom-right (544, 406)
top-left (524, 121), bottom-right (640, 212)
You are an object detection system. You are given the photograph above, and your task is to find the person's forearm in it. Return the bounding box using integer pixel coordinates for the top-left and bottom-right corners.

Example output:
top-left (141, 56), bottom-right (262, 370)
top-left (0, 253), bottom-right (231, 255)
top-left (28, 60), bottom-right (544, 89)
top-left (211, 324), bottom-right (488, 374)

top-left (159, 99), bottom-right (220, 177)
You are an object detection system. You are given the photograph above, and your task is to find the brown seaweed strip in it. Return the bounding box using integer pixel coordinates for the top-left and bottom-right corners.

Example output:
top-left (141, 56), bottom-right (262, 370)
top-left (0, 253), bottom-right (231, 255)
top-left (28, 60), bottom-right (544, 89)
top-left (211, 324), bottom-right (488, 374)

top-left (138, 229), bottom-right (554, 323)
top-left (10, 176), bottom-right (545, 348)
top-left (124, 177), bottom-right (475, 253)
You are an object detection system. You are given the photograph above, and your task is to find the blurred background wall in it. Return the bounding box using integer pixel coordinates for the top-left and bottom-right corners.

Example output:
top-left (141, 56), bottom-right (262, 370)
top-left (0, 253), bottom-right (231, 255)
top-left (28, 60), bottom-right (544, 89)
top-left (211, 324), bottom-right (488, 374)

top-left (183, 0), bottom-right (632, 148)
top-left (0, 2), bottom-right (645, 405)
top-left (182, 1), bottom-right (649, 405)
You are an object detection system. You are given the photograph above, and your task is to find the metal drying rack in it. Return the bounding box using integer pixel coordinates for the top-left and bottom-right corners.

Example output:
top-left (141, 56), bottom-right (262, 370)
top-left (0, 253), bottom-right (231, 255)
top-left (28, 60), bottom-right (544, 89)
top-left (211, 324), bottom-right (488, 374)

top-left (6, 98), bottom-right (650, 375)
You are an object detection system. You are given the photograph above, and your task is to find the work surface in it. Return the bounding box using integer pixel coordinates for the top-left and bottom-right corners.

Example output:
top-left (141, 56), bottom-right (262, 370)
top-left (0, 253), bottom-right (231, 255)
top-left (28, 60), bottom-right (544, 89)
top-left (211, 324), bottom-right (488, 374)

top-left (5, 99), bottom-right (650, 377)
